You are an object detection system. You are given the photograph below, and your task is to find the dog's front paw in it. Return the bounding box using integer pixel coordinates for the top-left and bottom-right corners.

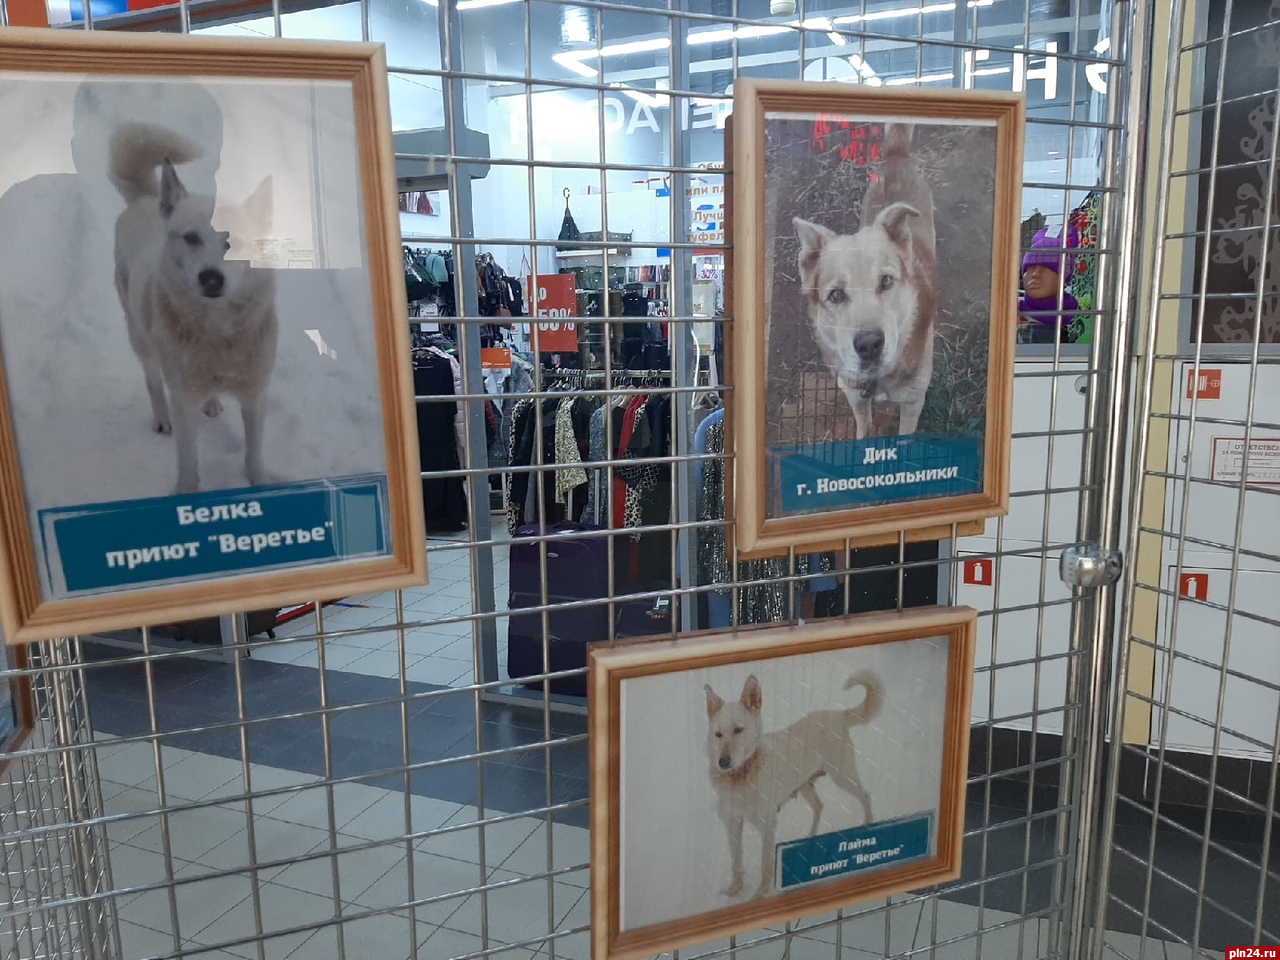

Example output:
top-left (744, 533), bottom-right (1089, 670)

top-left (203, 398), bottom-right (223, 419)
top-left (752, 881), bottom-right (774, 900)
top-left (245, 463), bottom-right (269, 487)
top-left (154, 418), bottom-right (172, 435)
top-left (722, 879), bottom-right (744, 898)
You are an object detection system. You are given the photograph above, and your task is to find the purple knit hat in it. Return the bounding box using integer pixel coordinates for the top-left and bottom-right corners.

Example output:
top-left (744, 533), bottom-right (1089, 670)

top-left (1022, 226), bottom-right (1078, 277)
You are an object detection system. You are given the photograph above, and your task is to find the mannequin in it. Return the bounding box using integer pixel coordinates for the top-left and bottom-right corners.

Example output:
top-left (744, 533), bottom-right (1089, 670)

top-left (1018, 226), bottom-right (1079, 343)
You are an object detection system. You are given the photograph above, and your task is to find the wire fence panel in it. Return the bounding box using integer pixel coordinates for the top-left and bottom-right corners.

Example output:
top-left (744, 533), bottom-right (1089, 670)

top-left (1092, 0), bottom-right (1280, 958)
top-left (0, 1), bottom-right (1173, 959)
top-left (0, 641), bottom-right (117, 960)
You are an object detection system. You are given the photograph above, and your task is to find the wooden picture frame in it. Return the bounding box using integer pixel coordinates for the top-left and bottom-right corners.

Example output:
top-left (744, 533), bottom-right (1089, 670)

top-left (0, 28), bottom-right (424, 643)
top-left (589, 606), bottom-right (977, 960)
top-left (729, 80), bottom-right (1024, 557)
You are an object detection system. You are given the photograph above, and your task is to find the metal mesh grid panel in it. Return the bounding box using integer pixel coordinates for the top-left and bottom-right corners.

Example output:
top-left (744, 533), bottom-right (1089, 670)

top-left (0, 640), bottom-right (118, 960)
top-left (0, 1), bottom-right (1161, 959)
top-left (1092, 0), bottom-right (1280, 958)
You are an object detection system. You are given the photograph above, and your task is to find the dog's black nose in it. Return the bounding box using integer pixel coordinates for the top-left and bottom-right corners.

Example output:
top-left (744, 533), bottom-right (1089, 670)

top-left (198, 269), bottom-right (225, 298)
top-left (854, 330), bottom-right (884, 363)
top-left (718, 756), bottom-right (731, 770)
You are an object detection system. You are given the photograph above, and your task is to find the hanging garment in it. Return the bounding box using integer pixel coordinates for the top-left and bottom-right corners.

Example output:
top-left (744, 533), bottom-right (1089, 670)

top-left (612, 394), bottom-right (647, 533)
top-left (503, 276), bottom-right (525, 317)
top-left (554, 397), bottom-right (588, 505)
top-left (695, 408), bottom-right (832, 626)
top-left (623, 394), bottom-right (672, 582)
top-left (579, 405), bottom-right (608, 525)
top-left (505, 398), bottom-right (534, 534)
top-left (412, 348), bottom-right (467, 533)
top-left (557, 189), bottom-right (581, 249)
top-left (506, 395), bottom-right (585, 532)
top-left (426, 345), bottom-right (466, 470)
top-left (1066, 191), bottom-right (1100, 344)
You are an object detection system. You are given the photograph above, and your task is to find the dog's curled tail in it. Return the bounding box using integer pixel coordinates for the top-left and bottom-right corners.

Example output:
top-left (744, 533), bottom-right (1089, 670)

top-left (880, 122), bottom-right (914, 159)
top-left (109, 123), bottom-right (203, 203)
top-left (843, 672), bottom-right (884, 726)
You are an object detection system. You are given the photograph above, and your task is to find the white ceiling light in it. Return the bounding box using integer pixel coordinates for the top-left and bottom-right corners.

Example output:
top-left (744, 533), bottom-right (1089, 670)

top-left (833, 0), bottom-right (994, 27)
top-left (687, 24), bottom-right (789, 45)
top-left (552, 0), bottom-right (1000, 80)
top-left (455, 0), bottom-right (520, 9)
top-left (847, 52), bottom-right (882, 85)
top-left (799, 16), bottom-right (847, 46)
top-left (886, 71), bottom-right (955, 85)
top-left (612, 83), bottom-right (667, 108)
top-left (552, 51), bottom-right (599, 78)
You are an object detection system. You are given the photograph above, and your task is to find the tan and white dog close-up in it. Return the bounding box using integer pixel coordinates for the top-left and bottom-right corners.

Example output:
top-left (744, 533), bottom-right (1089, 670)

top-left (704, 671), bottom-right (883, 900)
top-left (110, 122), bottom-right (277, 495)
top-left (794, 123), bottom-right (938, 439)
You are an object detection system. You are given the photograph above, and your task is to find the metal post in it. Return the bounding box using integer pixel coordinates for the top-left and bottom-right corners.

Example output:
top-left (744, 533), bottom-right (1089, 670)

top-left (670, 0), bottom-right (696, 633)
top-left (438, 0), bottom-right (500, 686)
top-left (44, 641), bottom-right (116, 960)
top-left (1060, 1), bottom-right (1157, 957)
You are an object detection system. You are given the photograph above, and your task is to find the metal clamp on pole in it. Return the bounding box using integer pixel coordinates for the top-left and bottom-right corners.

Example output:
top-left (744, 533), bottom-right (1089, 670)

top-left (1059, 544), bottom-right (1124, 590)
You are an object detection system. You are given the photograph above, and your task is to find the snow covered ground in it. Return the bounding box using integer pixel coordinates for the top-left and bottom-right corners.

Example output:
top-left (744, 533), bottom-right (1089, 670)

top-left (0, 267), bottom-right (388, 512)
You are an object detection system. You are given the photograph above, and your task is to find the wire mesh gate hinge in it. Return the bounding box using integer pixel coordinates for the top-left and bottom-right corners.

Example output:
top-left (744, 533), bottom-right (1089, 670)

top-left (1059, 544), bottom-right (1124, 589)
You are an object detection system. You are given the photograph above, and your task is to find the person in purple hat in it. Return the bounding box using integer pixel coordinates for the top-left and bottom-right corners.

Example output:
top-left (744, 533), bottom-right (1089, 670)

top-left (1018, 226), bottom-right (1080, 343)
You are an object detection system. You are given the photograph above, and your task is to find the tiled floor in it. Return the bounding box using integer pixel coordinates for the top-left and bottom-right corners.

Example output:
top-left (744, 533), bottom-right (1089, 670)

top-left (252, 534), bottom-right (509, 688)
top-left (73, 528), bottom-right (1237, 960)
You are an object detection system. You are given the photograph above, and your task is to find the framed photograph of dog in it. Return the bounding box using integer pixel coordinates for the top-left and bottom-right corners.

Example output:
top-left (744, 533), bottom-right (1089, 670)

top-left (728, 80), bottom-right (1025, 557)
top-left (0, 28), bottom-right (425, 643)
top-left (589, 605), bottom-right (977, 960)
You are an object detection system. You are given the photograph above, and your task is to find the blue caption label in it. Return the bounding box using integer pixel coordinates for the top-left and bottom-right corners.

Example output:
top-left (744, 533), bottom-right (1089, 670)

top-left (776, 812), bottom-right (933, 889)
top-left (69, 0), bottom-right (130, 20)
top-left (38, 475), bottom-right (390, 595)
top-left (774, 435), bottom-right (982, 514)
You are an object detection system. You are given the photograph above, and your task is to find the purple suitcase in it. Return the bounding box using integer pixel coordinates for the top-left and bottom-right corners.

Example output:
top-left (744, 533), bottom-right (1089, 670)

top-left (506, 521), bottom-right (612, 696)
top-left (614, 590), bottom-right (675, 640)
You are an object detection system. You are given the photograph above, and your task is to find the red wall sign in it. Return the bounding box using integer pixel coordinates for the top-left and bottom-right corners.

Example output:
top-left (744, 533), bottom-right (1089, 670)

top-left (1178, 572), bottom-right (1209, 600)
top-left (1186, 368), bottom-right (1222, 400)
top-left (810, 117), bottom-right (882, 166)
top-left (963, 558), bottom-right (993, 586)
top-left (528, 274), bottom-right (578, 354)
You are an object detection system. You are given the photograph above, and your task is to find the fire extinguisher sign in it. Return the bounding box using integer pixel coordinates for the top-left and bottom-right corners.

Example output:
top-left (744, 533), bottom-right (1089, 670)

top-left (528, 274), bottom-right (578, 353)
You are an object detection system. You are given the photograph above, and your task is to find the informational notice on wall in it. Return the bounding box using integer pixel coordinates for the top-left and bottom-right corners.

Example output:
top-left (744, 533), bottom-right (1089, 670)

top-left (1211, 437), bottom-right (1280, 485)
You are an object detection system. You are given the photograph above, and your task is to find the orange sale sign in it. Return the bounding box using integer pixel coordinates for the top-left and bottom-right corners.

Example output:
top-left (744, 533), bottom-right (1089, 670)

top-left (528, 274), bottom-right (578, 353)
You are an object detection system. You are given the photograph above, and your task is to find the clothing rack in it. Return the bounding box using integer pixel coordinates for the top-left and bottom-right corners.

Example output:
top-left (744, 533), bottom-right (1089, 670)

top-left (539, 368), bottom-right (672, 382)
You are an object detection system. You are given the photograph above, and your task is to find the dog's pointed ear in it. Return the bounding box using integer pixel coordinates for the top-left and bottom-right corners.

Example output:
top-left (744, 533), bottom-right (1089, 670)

top-left (875, 202), bottom-right (920, 248)
top-left (704, 684), bottom-right (724, 718)
top-left (159, 159), bottom-right (187, 219)
top-left (740, 675), bottom-right (762, 714)
top-left (794, 218), bottom-right (836, 286)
